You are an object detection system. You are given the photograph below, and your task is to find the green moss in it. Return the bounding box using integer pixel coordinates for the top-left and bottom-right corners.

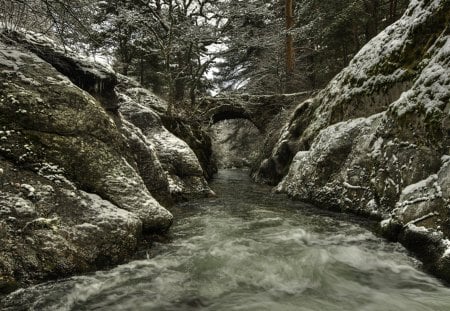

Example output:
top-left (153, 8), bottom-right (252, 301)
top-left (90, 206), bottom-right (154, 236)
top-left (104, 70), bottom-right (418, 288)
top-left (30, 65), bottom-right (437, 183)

top-left (368, 2), bottom-right (449, 78)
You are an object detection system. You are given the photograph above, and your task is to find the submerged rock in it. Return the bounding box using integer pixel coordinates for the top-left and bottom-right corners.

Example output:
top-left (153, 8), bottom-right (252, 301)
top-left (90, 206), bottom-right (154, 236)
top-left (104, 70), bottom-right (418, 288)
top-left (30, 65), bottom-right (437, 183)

top-left (265, 0), bottom-right (450, 280)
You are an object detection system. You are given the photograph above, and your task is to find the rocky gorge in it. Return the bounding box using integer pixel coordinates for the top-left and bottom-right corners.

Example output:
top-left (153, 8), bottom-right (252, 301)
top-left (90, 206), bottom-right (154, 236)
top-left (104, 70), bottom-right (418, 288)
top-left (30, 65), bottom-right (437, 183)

top-left (0, 0), bottom-right (449, 299)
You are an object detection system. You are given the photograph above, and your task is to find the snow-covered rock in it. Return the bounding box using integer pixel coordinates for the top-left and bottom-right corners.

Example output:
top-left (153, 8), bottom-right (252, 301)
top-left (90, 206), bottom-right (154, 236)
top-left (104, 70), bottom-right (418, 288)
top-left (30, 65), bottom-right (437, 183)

top-left (117, 75), bottom-right (214, 199)
top-left (3, 30), bottom-right (119, 111)
top-left (263, 0), bottom-right (450, 280)
top-left (0, 31), bottom-right (210, 292)
top-left (0, 37), bottom-right (172, 231)
top-left (0, 159), bottom-right (142, 293)
top-left (0, 27), bottom-right (217, 293)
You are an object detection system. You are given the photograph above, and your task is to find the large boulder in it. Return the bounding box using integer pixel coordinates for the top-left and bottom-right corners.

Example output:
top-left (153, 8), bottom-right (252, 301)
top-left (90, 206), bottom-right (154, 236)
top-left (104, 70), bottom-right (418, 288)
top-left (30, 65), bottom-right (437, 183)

top-left (160, 115), bottom-right (218, 180)
top-left (0, 32), bottom-right (175, 292)
top-left (270, 0), bottom-right (450, 280)
top-left (0, 159), bottom-right (141, 292)
top-left (0, 39), bottom-right (172, 231)
top-left (3, 31), bottom-right (119, 111)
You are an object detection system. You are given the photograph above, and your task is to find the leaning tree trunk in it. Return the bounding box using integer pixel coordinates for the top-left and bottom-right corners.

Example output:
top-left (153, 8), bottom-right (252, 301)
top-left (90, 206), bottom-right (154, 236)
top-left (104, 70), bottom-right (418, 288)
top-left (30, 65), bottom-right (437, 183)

top-left (285, 0), bottom-right (295, 76)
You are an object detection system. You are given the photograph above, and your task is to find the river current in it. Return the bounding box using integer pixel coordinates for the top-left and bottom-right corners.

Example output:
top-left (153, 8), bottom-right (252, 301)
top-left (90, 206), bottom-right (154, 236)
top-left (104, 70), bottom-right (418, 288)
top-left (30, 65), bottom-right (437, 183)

top-left (2, 169), bottom-right (450, 310)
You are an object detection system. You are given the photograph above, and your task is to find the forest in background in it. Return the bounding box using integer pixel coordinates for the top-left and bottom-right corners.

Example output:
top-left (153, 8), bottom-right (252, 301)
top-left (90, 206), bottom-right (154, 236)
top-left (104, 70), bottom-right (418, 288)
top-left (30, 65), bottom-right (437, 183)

top-left (0, 0), bottom-right (409, 107)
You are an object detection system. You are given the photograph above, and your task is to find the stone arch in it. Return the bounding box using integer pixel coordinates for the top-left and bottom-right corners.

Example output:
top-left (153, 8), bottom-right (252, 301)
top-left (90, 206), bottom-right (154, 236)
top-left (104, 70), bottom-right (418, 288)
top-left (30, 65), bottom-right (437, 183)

top-left (199, 92), bottom-right (313, 134)
top-left (205, 105), bottom-right (261, 131)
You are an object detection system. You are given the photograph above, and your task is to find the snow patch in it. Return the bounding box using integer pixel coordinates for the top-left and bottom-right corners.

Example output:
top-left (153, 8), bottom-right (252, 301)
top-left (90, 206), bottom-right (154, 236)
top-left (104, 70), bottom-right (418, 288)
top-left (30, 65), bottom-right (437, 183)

top-left (21, 30), bottom-right (115, 77)
top-left (442, 239), bottom-right (450, 258)
top-left (343, 182), bottom-right (367, 190)
top-left (20, 184), bottom-right (36, 198)
top-left (442, 155), bottom-right (450, 164)
top-left (13, 197), bottom-right (35, 216)
top-left (401, 175), bottom-right (438, 196)
top-left (390, 34), bottom-right (449, 117)
top-left (37, 163), bottom-right (75, 188)
top-left (380, 218), bottom-right (391, 228)
top-left (77, 191), bottom-right (141, 226)
top-left (404, 223), bottom-right (430, 233)
top-left (167, 176), bottom-right (184, 194)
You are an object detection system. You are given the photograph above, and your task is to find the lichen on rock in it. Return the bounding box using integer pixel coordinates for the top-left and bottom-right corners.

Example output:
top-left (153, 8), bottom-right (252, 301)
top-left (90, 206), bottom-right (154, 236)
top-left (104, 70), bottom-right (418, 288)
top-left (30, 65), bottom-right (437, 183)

top-left (0, 30), bottom-right (190, 292)
top-left (0, 159), bottom-right (142, 292)
top-left (267, 0), bottom-right (450, 281)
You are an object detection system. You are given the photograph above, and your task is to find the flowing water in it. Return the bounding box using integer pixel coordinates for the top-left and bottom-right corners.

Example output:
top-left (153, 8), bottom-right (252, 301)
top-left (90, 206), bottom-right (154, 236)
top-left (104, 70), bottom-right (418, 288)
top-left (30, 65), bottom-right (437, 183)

top-left (2, 169), bottom-right (450, 311)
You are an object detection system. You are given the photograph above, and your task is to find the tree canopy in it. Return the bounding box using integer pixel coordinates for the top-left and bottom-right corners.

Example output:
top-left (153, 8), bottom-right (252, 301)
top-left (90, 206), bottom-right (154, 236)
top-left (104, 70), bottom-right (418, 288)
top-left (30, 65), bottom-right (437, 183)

top-left (0, 0), bottom-right (409, 105)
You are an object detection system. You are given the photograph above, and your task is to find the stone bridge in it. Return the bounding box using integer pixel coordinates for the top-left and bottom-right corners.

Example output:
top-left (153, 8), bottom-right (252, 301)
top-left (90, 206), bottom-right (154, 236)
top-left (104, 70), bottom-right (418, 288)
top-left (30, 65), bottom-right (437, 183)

top-left (197, 92), bottom-right (312, 133)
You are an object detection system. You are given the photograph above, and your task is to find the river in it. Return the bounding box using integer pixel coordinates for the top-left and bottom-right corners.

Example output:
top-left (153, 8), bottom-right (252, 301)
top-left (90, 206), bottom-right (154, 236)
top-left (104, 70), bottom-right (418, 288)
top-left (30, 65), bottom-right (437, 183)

top-left (2, 169), bottom-right (450, 311)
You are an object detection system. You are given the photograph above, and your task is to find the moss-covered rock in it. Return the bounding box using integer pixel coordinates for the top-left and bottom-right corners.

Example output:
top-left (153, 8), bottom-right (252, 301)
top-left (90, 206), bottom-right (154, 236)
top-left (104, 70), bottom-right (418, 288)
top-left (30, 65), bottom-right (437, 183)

top-left (0, 159), bottom-right (142, 292)
top-left (3, 31), bottom-right (119, 111)
top-left (0, 40), bottom-right (172, 232)
top-left (0, 32), bottom-right (179, 293)
top-left (254, 0), bottom-right (449, 185)
top-left (270, 0), bottom-right (450, 281)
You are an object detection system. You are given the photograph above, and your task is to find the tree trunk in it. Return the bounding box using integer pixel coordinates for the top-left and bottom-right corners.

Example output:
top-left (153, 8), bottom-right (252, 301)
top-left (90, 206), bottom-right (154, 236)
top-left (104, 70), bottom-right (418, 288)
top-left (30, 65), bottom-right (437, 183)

top-left (139, 56), bottom-right (144, 85)
top-left (122, 61), bottom-right (129, 76)
top-left (285, 0), bottom-right (295, 76)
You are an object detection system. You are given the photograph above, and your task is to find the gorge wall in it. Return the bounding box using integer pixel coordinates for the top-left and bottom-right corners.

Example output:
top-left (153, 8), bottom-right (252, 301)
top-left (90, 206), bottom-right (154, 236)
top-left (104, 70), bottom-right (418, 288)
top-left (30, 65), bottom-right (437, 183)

top-left (0, 31), bottom-right (214, 293)
top-left (255, 0), bottom-right (450, 281)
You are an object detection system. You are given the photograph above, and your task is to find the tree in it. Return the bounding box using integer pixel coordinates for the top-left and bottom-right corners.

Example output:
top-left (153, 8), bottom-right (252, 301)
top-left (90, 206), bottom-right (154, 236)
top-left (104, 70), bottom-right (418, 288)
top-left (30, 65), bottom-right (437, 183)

top-left (1, 0), bottom-right (410, 102)
top-left (213, 0), bottom-right (287, 94)
top-left (215, 0), bottom-right (409, 94)
top-left (292, 0), bottom-right (410, 90)
top-left (285, 0), bottom-right (295, 76)
top-left (92, 0), bottom-right (227, 110)
top-left (0, 0), bottom-right (97, 48)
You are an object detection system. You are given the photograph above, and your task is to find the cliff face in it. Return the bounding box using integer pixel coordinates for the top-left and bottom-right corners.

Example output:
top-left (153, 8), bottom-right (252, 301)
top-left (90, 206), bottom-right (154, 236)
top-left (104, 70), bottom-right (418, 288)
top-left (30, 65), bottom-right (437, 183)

top-left (257, 0), bottom-right (450, 279)
top-left (0, 31), bottom-right (212, 292)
